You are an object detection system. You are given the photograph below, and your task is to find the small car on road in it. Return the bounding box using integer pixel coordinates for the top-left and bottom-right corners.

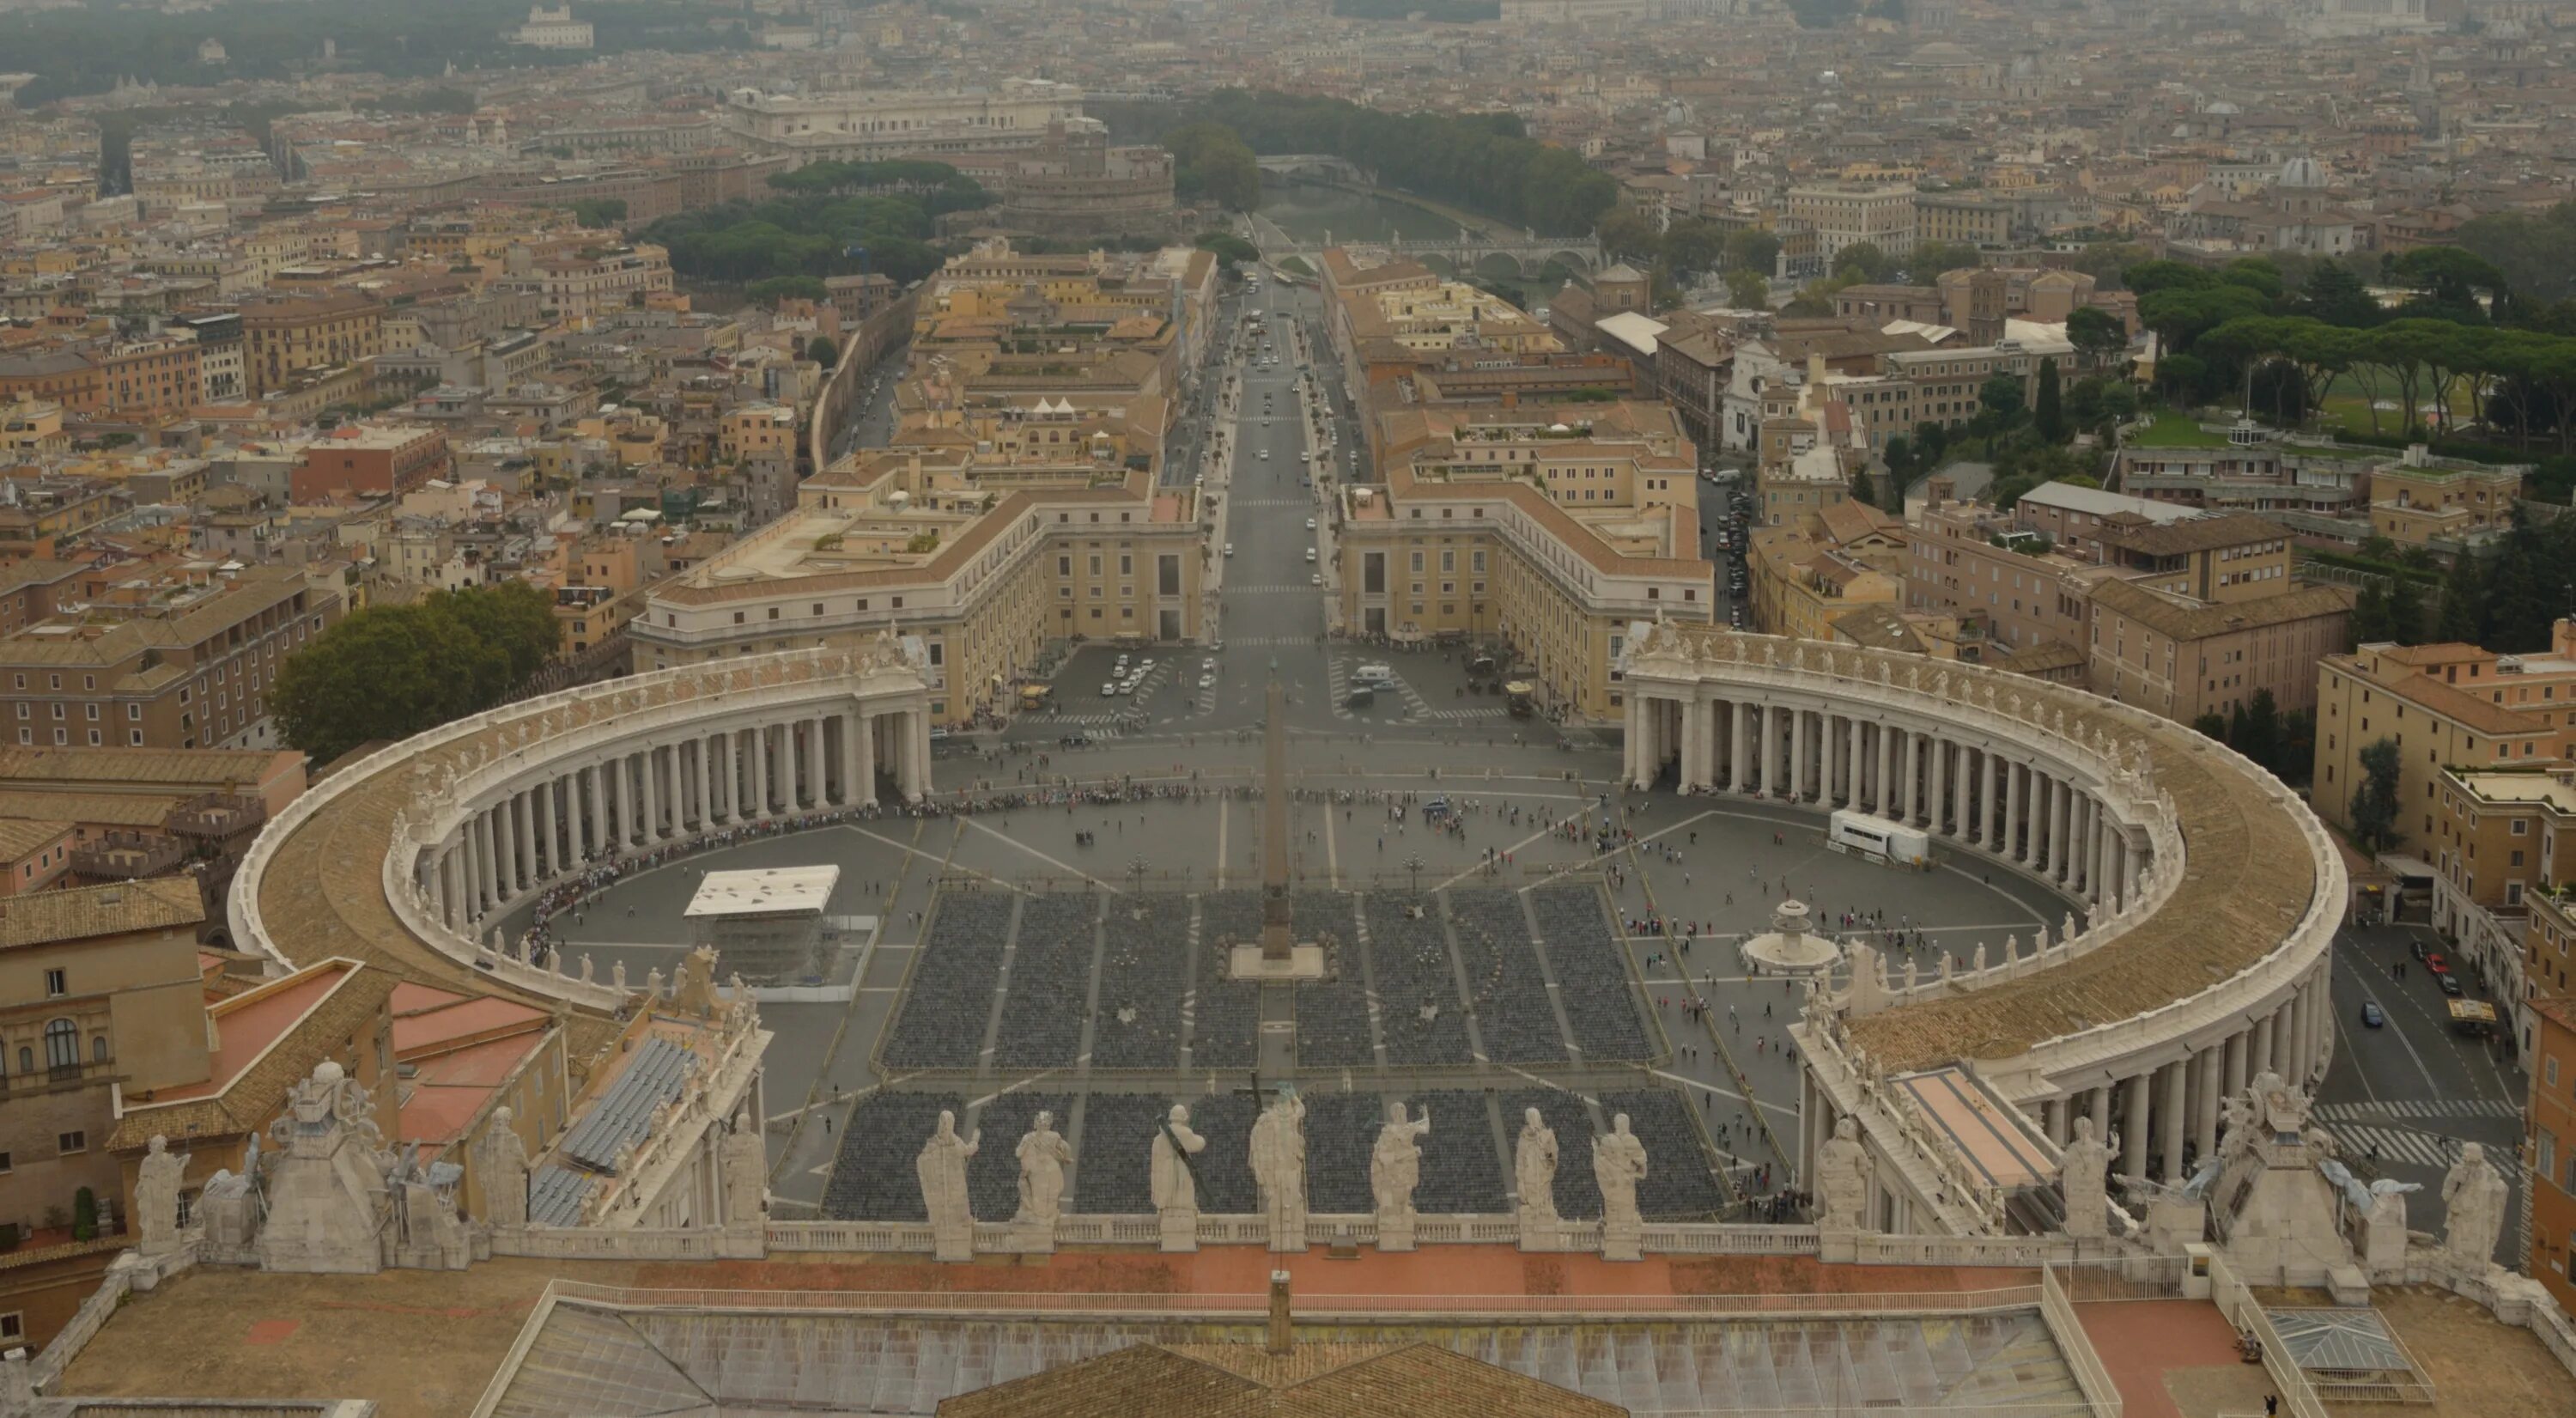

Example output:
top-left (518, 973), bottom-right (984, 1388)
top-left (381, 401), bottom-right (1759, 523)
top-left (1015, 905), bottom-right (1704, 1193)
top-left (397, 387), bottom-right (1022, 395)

top-left (2360, 1001), bottom-right (2385, 1028)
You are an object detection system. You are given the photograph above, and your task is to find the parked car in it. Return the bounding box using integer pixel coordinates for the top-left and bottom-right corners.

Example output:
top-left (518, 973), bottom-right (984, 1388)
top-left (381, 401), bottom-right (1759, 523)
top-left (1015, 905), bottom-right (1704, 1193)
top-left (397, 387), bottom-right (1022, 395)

top-left (2360, 1001), bottom-right (2385, 1028)
top-left (2439, 973), bottom-right (2465, 997)
top-left (2426, 952), bottom-right (2450, 975)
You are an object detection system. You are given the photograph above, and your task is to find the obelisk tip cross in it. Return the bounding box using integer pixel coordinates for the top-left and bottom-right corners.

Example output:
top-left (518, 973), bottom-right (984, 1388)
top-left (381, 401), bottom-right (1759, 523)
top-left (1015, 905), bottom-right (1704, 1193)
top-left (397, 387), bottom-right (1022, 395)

top-left (1260, 673), bottom-right (1293, 962)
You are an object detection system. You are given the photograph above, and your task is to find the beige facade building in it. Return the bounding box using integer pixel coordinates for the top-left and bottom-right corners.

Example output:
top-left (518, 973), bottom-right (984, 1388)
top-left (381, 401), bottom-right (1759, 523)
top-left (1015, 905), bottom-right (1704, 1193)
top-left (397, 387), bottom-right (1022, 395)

top-left (1333, 401), bottom-right (1711, 719)
top-left (0, 564), bottom-right (342, 752)
top-left (0, 879), bottom-right (210, 1253)
top-left (720, 79), bottom-right (1084, 162)
top-left (1785, 180), bottom-right (1919, 260)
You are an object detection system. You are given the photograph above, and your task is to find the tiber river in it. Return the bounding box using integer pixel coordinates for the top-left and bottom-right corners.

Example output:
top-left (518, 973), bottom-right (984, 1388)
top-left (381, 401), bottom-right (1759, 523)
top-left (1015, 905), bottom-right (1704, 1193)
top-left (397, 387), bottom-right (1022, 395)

top-left (1254, 180), bottom-right (1568, 312)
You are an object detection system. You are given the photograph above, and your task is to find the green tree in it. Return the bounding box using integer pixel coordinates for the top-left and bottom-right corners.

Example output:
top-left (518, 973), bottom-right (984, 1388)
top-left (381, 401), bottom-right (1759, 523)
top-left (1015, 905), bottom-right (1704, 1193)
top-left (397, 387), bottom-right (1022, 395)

top-left (2385, 574), bottom-right (2427, 645)
top-left (2033, 357), bottom-right (2066, 443)
top-left (1722, 228), bottom-right (1782, 278)
top-left (1194, 230), bottom-right (1261, 265)
top-left (1831, 241), bottom-right (1893, 284)
top-left (275, 583), bottom-right (562, 764)
top-left (570, 197), bottom-right (629, 228)
top-left (807, 336), bottom-right (839, 368)
top-left (2236, 688), bottom-right (2283, 776)
top-left (2192, 711), bottom-right (2229, 743)
top-left (1979, 373), bottom-right (2026, 420)
top-left (2351, 738), bottom-right (2403, 852)
top-left (2435, 555), bottom-right (2484, 642)
top-left (2349, 581), bottom-right (2393, 647)
top-left (2301, 259), bottom-right (2379, 327)
top-left (1724, 267), bottom-right (1770, 309)
top-left (2066, 307), bottom-right (2129, 368)
top-left (1908, 240), bottom-right (1983, 280)
top-left (1162, 123), bottom-right (1262, 210)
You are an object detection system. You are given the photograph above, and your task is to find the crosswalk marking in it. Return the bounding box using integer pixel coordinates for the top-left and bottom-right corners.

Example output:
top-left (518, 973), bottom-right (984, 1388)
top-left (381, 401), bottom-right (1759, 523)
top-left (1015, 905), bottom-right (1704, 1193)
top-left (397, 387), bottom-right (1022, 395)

top-left (2331, 1125), bottom-right (2464, 1170)
top-left (2317, 1098), bottom-right (2519, 1122)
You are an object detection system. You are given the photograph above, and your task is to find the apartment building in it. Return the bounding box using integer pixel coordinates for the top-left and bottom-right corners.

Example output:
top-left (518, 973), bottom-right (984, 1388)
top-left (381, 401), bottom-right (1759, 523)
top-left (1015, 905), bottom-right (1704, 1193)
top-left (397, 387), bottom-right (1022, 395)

top-left (0, 564), bottom-right (342, 752)
top-left (239, 295), bottom-right (385, 397)
top-left (1785, 180), bottom-right (1919, 260)
top-left (2370, 445), bottom-right (2527, 557)
top-left (2087, 578), bottom-right (2351, 721)
top-left (0, 878), bottom-right (210, 1343)
top-left (720, 78), bottom-right (1084, 162)
top-left (288, 424), bottom-right (452, 502)
top-left (2313, 628), bottom-right (2576, 1002)
top-left (632, 453), bottom-right (1203, 727)
top-left (1747, 503), bottom-right (1905, 643)
top-left (1334, 401), bottom-right (1711, 719)
top-left (2528, 992), bottom-right (2576, 1311)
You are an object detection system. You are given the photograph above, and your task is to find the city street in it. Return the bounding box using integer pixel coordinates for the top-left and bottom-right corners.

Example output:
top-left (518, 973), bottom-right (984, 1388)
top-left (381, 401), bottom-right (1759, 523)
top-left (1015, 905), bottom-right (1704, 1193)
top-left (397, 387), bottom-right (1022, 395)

top-left (2324, 922), bottom-right (2529, 1264)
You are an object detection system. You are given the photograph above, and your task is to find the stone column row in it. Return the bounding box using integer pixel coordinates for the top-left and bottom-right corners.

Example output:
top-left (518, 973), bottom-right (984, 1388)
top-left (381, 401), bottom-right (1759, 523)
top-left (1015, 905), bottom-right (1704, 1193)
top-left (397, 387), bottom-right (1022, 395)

top-left (2070, 960), bottom-right (2330, 1191)
top-left (1629, 689), bottom-right (2142, 915)
top-left (433, 703), bottom-right (937, 929)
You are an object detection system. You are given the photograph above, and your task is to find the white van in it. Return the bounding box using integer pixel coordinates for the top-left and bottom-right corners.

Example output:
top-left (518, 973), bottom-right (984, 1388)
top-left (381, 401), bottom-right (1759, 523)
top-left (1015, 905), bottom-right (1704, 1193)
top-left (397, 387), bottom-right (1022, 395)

top-left (1352, 662), bottom-right (1397, 687)
top-left (1224, 543), bottom-right (1236, 557)
top-left (1304, 547), bottom-right (1316, 563)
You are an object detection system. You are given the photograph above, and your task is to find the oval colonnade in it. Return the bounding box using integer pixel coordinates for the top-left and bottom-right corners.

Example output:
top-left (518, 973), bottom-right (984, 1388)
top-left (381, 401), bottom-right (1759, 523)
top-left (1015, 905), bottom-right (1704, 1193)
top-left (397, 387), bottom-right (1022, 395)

top-left (1619, 625), bottom-right (2344, 1220)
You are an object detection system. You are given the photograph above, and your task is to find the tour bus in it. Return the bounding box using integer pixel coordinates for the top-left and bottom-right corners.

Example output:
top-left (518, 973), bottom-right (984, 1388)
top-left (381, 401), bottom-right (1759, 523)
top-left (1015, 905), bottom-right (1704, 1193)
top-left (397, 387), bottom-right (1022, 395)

top-left (2447, 998), bottom-right (2499, 1039)
top-left (1828, 808), bottom-right (1931, 867)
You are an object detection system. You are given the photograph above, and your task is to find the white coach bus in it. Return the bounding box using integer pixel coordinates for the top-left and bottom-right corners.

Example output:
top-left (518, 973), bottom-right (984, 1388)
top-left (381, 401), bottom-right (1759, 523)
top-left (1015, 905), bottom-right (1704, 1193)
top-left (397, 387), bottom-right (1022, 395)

top-left (1828, 808), bottom-right (1930, 867)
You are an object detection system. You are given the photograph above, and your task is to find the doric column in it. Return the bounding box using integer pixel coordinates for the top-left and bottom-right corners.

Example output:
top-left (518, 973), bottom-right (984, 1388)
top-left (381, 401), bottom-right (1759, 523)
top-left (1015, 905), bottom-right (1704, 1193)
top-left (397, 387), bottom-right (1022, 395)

top-left (2003, 762), bottom-right (2023, 862)
top-left (908, 709), bottom-right (932, 802)
top-left (785, 722), bottom-right (805, 811)
top-left (2251, 1013), bottom-right (2276, 1079)
top-left (1675, 697), bottom-right (1699, 791)
top-left (2160, 1060), bottom-right (2188, 1184)
top-left (2088, 1086), bottom-right (2111, 1150)
top-left (539, 779), bottom-right (561, 876)
top-left (2122, 1075), bottom-right (2149, 1184)
top-left (1730, 701), bottom-right (1750, 793)
top-left (2048, 776), bottom-right (2069, 880)
top-left (750, 726), bottom-right (771, 819)
top-left (1930, 737), bottom-right (1950, 834)
top-left (479, 808), bottom-right (502, 910)
top-left (582, 764), bottom-right (602, 856)
top-left (1983, 751), bottom-right (2002, 849)
top-left (1876, 724), bottom-right (1895, 816)
top-left (857, 712), bottom-right (878, 806)
top-left (2193, 1048), bottom-right (2221, 1164)
top-left (674, 744), bottom-right (690, 831)
top-left (513, 790), bottom-right (536, 885)
top-left (1844, 716), bottom-right (1863, 807)
top-left (2223, 1030), bottom-right (2248, 1102)
top-left (1789, 707), bottom-right (1809, 803)
top-left (641, 746), bottom-right (662, 842)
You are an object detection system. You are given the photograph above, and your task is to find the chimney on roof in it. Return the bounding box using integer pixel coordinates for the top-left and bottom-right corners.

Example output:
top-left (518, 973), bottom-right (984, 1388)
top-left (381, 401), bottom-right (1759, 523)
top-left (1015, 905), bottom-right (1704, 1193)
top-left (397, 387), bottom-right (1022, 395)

top-left (1266, 1269), bottom-right (1293, 1355)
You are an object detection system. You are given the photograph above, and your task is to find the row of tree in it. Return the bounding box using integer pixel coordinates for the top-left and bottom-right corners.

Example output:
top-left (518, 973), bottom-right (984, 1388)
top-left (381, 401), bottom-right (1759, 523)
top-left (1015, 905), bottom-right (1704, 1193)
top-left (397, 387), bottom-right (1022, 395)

top-left (1163, 124), bottom-right (1262, 211)
top-left (641, 183), bottom-right (981, 288)
top-left (274, 583), bottom-right (562, 765)
top-left (1115, 92), bottom-right (1619, 237)
top-left (2190, 690), bottom-right (2317, 788)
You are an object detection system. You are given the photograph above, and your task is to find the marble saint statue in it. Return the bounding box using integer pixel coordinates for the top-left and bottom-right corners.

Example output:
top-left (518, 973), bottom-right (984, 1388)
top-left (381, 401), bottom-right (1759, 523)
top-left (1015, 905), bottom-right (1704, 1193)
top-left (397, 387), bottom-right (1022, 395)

top-left (1515, 1107), bottom-right (1560, 1231)
top-left (916, 1110), bottom-right (980, 1235)
top-left (137, 1134), bottom-right (191, 1257)
top-left (1817, 1117), bottom-right (1873, 1232)
top-left (2059, 1116), bottom-right (2112, 1239)
top-left (2439, 1141), bottom-right (2509, 1271)
top-left (1370, 1101), bottom-right (1431, 1220)
top-left (1151, 1104), bottom-right (1206, 1217)
top-left (1013, 1111), bottom-right (1073, 1227)
top-left (1593, 1114), bottom-right (1649, 1229)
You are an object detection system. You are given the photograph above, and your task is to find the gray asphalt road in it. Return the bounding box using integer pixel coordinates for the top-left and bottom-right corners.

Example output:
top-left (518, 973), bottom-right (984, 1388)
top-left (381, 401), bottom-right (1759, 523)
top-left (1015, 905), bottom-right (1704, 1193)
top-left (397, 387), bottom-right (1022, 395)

top-left (2323, 921), bottom-right (2528, 1264)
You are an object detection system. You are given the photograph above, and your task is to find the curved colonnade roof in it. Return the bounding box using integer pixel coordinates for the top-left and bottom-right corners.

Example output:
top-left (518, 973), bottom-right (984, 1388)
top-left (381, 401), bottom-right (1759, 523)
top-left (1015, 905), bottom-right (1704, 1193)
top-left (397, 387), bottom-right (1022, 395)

top-left (1626, 628), bottom-right (2328, 1075)
top-left (245, 654), bottom-right (891, 1057)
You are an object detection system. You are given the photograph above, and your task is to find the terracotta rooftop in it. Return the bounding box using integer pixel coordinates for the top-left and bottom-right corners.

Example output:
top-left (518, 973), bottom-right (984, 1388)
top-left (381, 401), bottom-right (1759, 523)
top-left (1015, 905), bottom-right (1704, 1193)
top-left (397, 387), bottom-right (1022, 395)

top-left (0, 875), bottom-right (202, 951)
